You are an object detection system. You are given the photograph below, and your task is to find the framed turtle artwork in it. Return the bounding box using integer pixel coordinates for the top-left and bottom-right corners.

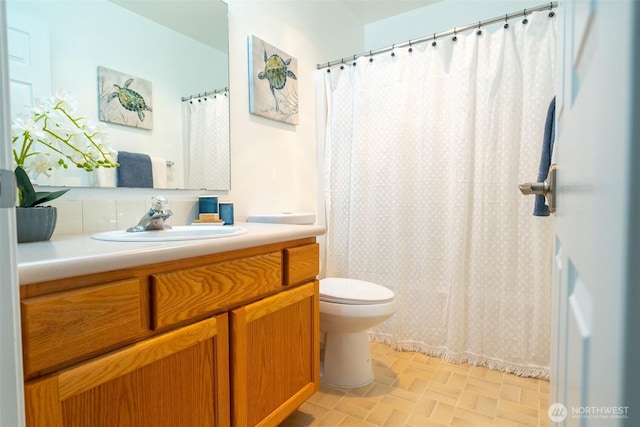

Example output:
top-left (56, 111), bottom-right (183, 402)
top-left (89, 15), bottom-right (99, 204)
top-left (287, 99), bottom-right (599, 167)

top-left (97, 66), bottom-right (153, 130)
top-left (248, 35), bottom-right (298, 125)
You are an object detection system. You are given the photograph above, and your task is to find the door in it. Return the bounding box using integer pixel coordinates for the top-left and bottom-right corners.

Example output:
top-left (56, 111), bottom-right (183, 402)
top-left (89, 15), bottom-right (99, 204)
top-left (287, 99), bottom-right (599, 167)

top-left (0, 2), bottom-right (25, 427)
top-left (549, 1), bottom-right (640, 425)
top-left (5, 7), bottom-right (51, 119)
top-left (230, 281), bottom-right (320, 427)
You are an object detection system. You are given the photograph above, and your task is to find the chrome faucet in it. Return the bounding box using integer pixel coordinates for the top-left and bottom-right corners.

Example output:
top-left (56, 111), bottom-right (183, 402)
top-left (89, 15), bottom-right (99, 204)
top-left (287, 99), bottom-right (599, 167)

top-left (127, 195), bottom-right (173, 232)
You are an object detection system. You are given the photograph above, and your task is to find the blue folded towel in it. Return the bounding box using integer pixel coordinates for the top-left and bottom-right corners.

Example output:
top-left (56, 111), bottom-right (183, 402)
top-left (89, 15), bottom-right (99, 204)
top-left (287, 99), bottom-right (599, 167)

top-left (533, 97), bottom-right (556, 216)
top-left (117, 151), bottom-right (153, 188)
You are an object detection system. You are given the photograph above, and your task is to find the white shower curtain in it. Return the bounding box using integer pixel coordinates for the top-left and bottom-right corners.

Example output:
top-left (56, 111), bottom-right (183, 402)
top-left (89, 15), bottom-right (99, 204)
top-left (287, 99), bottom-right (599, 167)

top-left (320, 11), bottom-right (556, 378)
top-left (183, 92), bottom-right (230, 189)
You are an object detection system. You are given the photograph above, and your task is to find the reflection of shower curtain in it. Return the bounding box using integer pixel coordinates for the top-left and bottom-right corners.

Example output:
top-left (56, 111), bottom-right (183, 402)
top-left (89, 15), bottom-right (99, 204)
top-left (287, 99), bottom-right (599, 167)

top-left (320, 12), bottom-right (555, 378)
top-left (183, 93), bottom-right (230, 189)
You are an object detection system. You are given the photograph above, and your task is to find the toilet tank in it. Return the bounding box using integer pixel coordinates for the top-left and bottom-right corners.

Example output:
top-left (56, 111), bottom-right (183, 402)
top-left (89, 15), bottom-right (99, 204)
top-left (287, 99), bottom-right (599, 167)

top-left (246, 212), bottom-right (315, 225)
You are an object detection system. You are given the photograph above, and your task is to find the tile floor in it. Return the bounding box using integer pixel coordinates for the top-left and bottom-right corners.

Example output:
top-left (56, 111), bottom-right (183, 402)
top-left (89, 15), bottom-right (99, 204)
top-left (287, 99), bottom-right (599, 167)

top-left (281, 342), bottom-right (550, 427)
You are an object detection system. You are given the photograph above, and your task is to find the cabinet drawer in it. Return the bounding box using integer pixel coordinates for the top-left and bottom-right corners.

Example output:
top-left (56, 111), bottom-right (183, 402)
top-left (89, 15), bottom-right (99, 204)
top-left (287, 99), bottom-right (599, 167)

top-left (151, 251), bottom-right (282, 329)
top-left (283, 244), bottom-right (319, 286)
top-left (21, 278), bottom-right (148, 379)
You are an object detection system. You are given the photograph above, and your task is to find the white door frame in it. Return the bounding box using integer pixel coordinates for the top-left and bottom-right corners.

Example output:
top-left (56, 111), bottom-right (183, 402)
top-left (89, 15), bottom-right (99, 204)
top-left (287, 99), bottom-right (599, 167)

top-left (550, 0), bottom-right (640, 425)
top-left (622, 0), bottom-right (640, 414)
top-left (0, 1), bottom-right (25, 426)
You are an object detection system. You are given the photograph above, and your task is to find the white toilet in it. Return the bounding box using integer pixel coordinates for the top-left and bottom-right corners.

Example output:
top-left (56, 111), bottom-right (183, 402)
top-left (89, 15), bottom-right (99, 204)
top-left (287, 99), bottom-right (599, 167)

top-left (246, 212), bottom-right (397, 388)
top-left (319, 277), bottom-right (396, 387)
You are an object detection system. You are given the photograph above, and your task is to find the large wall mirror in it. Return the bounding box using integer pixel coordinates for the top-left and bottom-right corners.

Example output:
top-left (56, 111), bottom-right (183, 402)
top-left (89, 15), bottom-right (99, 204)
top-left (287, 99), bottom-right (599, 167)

top-left (6, 0), bottom-right (230, 190)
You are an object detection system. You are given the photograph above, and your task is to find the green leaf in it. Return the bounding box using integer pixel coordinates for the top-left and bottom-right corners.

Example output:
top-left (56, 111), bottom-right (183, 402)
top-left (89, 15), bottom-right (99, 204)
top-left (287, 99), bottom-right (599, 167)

top-left (33, 189), bottom-right (70, 206)
top-left (14, 166), bottom-right (70, 207)
top-left (15, 166), bottom-right (36, 207)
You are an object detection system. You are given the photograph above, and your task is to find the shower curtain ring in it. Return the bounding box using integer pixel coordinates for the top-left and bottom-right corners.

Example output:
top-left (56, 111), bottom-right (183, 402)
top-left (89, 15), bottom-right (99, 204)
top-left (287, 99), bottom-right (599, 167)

top-left (504, 14), bottom-right (509, 29)
top-left (340, 58), bottom-right (344, 70)
top-left (369, 51), bottom-right (373, 62)
top-left (452, 28), bottom-right (457, 42)
top-left (523, 9), bottom-right (529, 24)
top-left (353, 54), bottom-right (357, 66)
top-left (549, 2), bottom-right (555, 17)
top-left (432, 33), bottom-right (437, 47)
top-left (391, 44), bottom-right (395, 57)
top-left (477, 21), bottom-right (482, 35)
top-left (408, 40), bottom-right (413, 52)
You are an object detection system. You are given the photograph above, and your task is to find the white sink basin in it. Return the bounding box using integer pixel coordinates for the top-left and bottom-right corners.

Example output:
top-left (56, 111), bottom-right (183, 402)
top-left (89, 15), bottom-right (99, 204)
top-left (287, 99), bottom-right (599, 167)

top-left (91, 225), bottom-right (248, 242)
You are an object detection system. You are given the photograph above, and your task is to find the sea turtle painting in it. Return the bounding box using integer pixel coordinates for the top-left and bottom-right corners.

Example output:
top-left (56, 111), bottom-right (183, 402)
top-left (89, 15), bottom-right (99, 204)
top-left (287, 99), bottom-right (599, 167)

top-left (106, 78), bottom-right (152, 122)
top-left (249, 36), bottom-right (299, 125)
top-left (98, 67), bottom-right (153, 129)
top-left (258, 50), bottom-right (297, 112)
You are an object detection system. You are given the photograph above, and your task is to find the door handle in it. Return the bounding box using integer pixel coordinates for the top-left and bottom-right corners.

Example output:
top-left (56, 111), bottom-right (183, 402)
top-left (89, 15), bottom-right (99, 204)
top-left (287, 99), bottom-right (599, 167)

top-left (519, 164), bottom-right (557, 213)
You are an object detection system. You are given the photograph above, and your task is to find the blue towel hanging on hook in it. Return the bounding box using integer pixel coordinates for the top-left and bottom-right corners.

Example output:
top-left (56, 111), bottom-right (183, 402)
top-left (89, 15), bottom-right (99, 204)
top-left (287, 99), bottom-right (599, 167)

top-left (533, 97), bottom-right (556, 216)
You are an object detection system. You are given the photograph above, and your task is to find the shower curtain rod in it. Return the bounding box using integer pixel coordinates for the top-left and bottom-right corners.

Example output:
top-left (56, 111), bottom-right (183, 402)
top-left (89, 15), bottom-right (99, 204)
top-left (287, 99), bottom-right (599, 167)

top-left (317, 1), bottom-right (557, 69)
top-left (181, 86), bottom-right (229, 102)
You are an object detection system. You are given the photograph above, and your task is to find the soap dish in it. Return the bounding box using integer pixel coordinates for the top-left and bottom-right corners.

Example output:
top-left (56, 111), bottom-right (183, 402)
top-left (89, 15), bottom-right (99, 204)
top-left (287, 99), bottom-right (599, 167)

top-left (191, 221), bottom-right (225, 226)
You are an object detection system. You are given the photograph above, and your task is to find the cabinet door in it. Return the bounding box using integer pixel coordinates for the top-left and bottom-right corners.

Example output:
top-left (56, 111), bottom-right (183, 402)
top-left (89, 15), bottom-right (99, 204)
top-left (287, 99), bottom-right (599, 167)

top-left (24, 314), bottom-right (230, 427)
top-left (231, 281), bottom-right (319, 427)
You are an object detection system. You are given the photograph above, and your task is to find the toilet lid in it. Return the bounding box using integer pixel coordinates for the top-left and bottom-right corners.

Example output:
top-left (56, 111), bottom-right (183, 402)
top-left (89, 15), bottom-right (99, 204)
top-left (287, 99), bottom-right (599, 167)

top-left (320, 278), bottom-right (395, 305)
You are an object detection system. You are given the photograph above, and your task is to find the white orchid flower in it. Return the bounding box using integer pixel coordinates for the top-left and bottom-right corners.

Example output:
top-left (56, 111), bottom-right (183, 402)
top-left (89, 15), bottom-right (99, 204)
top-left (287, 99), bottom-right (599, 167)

top-left (25, 153), bottom-right (59, 178)
top-left (12, 116), bottom-right (45, 139)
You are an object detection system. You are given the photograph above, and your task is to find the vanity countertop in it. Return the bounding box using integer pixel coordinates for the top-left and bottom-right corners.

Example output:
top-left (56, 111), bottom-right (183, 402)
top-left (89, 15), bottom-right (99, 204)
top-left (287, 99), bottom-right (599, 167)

top-left (17, 222), bottom-right (325, 285)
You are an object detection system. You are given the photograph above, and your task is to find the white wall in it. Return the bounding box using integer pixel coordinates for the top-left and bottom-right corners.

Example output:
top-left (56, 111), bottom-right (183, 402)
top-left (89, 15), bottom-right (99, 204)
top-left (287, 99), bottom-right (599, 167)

top-left (7, 0), bottom-right (228, 189)
top-left (226, 0), bottom-right (364, 221)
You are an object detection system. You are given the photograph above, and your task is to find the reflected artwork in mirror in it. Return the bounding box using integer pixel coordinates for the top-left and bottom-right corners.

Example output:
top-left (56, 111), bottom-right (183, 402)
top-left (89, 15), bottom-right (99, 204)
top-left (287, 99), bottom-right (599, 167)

top-left (6, 0), bottom-right (230, 190)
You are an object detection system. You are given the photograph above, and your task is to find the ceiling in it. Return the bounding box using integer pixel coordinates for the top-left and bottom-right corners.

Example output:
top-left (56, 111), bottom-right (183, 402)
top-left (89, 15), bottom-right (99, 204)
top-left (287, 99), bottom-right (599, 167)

top-left (340, 1), bottom-right (441, 24)
top-left (108, 0), bottom-right (441, 53)
top-left (108, 0), bottom-right (229, 53)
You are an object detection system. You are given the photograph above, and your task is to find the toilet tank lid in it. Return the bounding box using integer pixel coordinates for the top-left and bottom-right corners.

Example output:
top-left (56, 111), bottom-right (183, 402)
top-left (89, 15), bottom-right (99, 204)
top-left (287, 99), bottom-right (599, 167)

top-left (246, 212), bottom-right (315, 225)
top-left (320, 278), bottom-right (395, 304)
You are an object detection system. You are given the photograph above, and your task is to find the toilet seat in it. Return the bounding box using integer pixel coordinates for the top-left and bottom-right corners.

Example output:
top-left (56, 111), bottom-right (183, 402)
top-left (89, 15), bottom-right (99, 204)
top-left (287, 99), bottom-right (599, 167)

top-left (320, 278), bottom-right (395, 305)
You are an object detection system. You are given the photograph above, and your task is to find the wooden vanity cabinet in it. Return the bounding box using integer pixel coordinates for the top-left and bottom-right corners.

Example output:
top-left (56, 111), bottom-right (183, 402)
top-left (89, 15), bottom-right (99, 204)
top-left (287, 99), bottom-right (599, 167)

top-left (24, 314), bottom-right (230, 427)
top-left (20, 239), bottom-right (320, 427)
top-left (231, 281), bottom-right (319, 427)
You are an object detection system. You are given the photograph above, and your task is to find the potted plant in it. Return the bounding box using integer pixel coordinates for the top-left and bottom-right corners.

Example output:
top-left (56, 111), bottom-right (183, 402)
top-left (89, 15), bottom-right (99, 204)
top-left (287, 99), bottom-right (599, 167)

top-left (12, 90), bottom-right (118, 242)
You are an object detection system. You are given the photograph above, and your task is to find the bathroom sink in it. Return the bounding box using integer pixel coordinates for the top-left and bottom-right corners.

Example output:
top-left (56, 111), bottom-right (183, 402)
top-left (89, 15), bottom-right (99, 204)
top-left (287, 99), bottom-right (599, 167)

top-left (91, 225), bottom-right (248, 242)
